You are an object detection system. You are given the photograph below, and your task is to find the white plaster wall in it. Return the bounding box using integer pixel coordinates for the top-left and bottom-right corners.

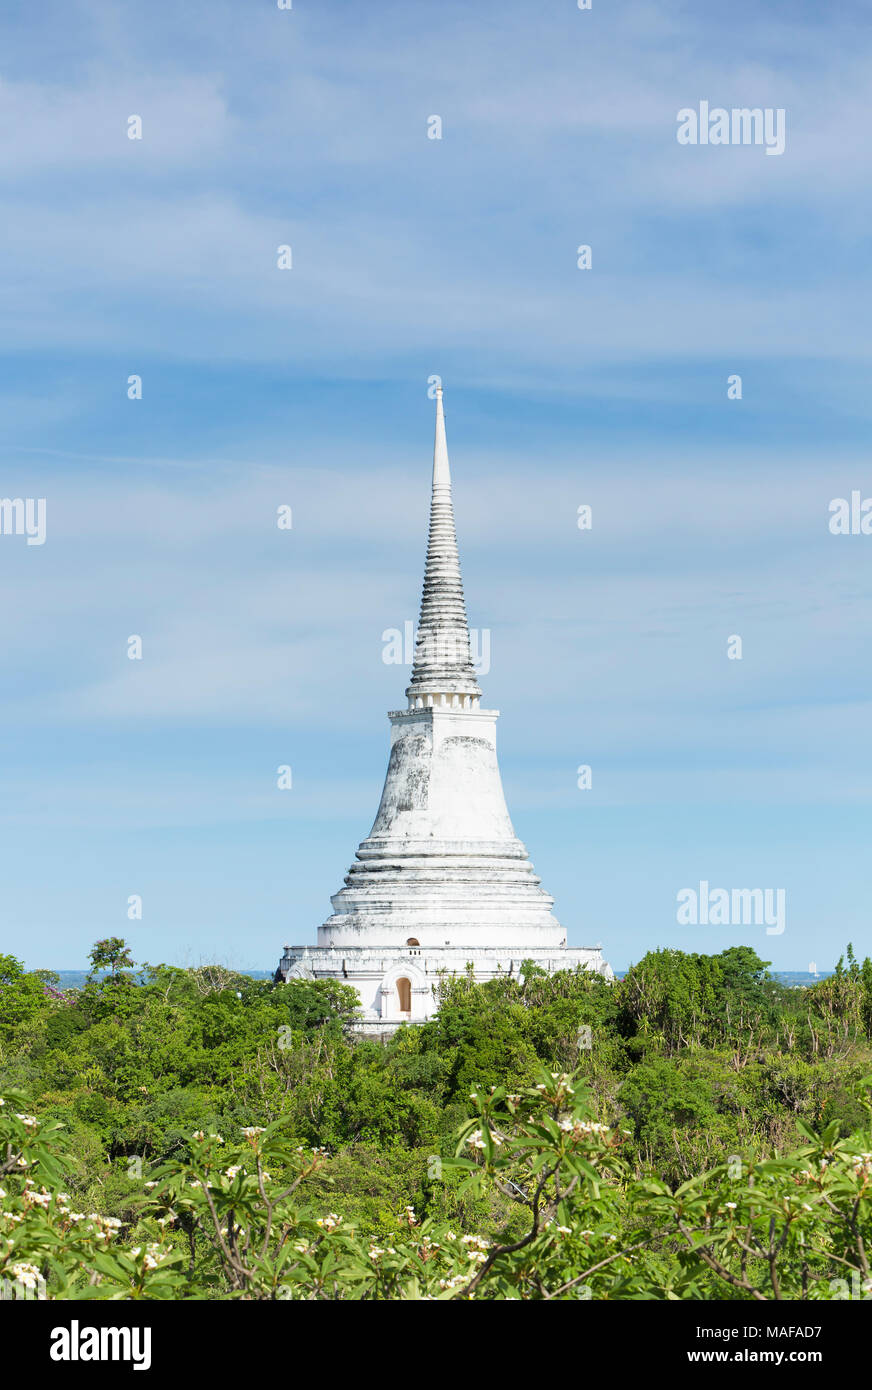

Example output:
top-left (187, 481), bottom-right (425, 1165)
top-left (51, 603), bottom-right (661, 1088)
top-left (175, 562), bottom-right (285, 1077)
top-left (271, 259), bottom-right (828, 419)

top-left (371, 708), bottom-right (514, 843)
top-left (280, 945), bottom-right (614, 1032)
top-left (320, 706), bottom-right (567, 950)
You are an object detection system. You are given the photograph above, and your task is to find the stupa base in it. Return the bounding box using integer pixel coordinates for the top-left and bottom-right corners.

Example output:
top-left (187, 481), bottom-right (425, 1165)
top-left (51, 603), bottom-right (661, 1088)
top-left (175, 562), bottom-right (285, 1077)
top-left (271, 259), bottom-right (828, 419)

top-left (275, 943), bottom-right (613, 1033)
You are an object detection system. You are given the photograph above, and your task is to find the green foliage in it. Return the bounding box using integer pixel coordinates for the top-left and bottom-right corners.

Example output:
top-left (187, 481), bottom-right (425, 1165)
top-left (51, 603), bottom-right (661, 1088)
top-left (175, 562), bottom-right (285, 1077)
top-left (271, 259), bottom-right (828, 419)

top-left (6, 1068), bottom-right (872, 1300)
top-left (0, 954), bottom-right (49, 1034)
top-left (4, 939), bottom-right (872, 1299)
top-left (620, 946), bottom-right (777, 1053)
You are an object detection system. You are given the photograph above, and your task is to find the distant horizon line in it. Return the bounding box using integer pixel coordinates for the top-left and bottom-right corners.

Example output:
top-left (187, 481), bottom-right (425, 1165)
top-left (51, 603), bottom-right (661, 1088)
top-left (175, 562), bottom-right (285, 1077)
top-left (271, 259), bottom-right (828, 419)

top-left (28, 965), bottom-right (837, 981)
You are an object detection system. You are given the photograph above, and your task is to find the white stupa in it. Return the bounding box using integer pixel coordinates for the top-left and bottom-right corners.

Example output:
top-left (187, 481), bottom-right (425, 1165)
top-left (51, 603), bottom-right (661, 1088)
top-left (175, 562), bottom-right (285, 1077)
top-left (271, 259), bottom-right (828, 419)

top-left (276, 389), bottom-right (612, 1028)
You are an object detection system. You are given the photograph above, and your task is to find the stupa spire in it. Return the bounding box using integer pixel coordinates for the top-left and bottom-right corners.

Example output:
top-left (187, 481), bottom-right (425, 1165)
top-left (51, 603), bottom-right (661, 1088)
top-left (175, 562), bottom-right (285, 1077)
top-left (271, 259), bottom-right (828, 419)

top-left (406, 387), bottom-right (482, 706)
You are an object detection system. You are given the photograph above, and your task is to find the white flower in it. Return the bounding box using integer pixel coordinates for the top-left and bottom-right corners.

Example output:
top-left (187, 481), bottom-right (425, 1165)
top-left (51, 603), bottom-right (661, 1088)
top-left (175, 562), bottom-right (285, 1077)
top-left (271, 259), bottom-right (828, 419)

top-left (24, 1189), bottom-right (51, 1209)
top-left (466, 1127), bottom-right (502, 1150)
top-left (11, 1262), bottom-right (40, 1289)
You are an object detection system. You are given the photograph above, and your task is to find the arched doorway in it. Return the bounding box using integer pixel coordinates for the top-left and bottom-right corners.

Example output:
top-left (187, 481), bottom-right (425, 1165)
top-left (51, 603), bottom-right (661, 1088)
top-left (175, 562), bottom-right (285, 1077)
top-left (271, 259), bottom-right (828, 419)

top-left (406, 937), bottom-right (420, 947)
top-left (396, 977), bottom-right (412, 1013)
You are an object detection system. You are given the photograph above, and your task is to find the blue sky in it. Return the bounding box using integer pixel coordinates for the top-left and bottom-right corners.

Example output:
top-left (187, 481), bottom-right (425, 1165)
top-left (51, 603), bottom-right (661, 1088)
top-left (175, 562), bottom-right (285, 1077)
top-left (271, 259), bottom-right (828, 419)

top-left (1, 0), bottom-right (869, 972)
